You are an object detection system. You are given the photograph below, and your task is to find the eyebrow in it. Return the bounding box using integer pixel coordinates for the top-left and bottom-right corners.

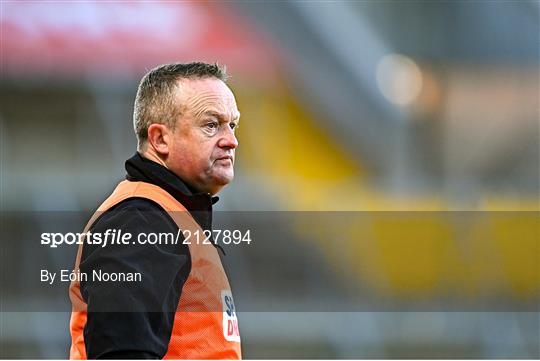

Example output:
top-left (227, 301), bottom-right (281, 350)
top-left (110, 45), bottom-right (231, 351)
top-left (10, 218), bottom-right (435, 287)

top-left (203, 110), bottom-right (240, 123)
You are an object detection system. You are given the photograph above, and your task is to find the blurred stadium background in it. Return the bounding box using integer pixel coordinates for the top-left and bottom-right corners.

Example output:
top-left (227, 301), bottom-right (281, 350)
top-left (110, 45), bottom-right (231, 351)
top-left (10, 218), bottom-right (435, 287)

top-left (1, 1), bottom-right (539, 359)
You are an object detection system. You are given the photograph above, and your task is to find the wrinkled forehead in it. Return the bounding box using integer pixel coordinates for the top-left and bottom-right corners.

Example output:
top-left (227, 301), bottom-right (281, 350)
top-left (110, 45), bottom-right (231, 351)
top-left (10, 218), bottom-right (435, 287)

top-left (175, 78), bottom-right (239, 119)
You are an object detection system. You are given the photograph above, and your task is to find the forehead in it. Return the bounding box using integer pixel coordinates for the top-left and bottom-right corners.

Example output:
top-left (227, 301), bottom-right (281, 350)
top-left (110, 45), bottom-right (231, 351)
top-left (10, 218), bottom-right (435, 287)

top-left (175, 77), bottom-right (239, 118)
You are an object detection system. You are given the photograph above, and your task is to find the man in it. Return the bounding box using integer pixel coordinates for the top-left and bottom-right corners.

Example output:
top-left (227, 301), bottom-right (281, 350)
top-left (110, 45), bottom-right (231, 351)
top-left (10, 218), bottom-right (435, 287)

top-left (69, 62), bottom-right (242, 359)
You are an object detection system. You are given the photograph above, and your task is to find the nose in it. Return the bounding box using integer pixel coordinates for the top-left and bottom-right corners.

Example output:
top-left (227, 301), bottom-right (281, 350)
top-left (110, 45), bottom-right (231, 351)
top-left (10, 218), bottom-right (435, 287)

top-left (218, 126), bottom-right (238, 149)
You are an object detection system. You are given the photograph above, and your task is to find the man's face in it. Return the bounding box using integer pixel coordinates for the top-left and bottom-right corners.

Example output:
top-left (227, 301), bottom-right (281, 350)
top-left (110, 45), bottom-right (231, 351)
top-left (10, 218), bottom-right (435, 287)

top-left (166, 77), bottom-right (240, 195)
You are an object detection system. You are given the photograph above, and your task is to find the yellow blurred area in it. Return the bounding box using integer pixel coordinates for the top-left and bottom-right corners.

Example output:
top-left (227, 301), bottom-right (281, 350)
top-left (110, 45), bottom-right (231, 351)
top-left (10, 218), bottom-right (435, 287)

top-left (236, 83), bottom-right (539, 299)
top-left (235, 82), bottom-right (363, 185)
top-left (292, 210), bottom-right (539, 299)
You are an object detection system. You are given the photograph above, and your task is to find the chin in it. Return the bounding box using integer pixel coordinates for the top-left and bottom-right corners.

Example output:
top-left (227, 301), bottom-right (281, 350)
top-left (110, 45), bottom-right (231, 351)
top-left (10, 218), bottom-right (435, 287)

top-left (206, 169), bottom-right (234, 192)
top-left (215, 174), bottom-right (234, 187)
top-left (218, 175), bottom-right (234, 185)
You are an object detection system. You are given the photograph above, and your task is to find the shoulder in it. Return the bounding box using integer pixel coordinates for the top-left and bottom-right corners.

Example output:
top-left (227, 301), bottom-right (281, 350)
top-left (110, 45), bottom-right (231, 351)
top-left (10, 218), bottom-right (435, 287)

top-left (90, 197), bottom-right (178, 232)
top-left (82, 196), bottom-right (189, 263)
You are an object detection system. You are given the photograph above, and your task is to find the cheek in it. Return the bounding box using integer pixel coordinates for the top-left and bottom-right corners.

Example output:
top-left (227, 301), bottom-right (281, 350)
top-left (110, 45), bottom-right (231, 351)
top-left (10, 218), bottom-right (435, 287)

top-left (172, 139), bottom-right (213, 168)
top-left (199, 139), bottom-right (219, 160)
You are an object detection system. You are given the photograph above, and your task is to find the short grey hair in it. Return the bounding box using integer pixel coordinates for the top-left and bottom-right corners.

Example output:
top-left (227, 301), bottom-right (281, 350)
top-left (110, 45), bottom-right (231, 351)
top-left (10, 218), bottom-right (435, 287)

top-left (133, 62), bottom-right (228, 148)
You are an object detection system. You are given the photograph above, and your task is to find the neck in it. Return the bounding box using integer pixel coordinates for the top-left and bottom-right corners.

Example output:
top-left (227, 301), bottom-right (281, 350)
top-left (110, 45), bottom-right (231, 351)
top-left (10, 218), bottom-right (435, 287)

top-left (139, 147), bottom-right (168, 168)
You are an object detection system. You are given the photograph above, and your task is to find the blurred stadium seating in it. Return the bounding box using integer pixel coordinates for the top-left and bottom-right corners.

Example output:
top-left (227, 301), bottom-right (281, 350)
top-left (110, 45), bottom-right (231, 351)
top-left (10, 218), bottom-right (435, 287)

top-left (1, 1), bottom-right (538, 358)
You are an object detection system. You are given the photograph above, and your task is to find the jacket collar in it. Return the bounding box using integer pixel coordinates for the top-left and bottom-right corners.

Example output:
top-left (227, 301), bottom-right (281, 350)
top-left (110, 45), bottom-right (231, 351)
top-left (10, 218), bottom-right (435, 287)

top-left (124, 152), bottom-right (219, 232)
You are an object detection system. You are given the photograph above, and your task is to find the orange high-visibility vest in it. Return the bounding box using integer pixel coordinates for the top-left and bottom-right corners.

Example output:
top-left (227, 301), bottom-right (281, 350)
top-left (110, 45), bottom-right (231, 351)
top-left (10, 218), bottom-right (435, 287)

top-left (69, 180), bottom-right (242, 359)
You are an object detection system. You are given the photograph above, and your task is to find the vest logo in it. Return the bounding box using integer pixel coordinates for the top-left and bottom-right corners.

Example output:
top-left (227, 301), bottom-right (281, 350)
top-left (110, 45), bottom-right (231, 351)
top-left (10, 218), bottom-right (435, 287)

top-left (221, 290), bottom-right (240, 342)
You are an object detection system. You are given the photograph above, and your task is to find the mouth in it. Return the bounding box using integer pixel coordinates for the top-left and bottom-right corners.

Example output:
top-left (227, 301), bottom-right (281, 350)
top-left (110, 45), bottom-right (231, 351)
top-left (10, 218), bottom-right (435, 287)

top-left (215, 156), bottom-right (233, 164)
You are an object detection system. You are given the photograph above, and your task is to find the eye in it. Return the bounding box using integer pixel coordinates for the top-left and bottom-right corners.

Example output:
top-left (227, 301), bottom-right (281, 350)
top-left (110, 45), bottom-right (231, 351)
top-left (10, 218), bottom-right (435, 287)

top-left (230, 123), bottom-right (238, 130)
top-left (204, 121), bottom-right (219, 132)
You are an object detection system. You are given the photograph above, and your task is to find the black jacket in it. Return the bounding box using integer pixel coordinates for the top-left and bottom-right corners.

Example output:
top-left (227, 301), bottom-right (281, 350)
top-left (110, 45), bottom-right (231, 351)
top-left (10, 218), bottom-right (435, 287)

top-left (79, 153), bottom-right (221, 359)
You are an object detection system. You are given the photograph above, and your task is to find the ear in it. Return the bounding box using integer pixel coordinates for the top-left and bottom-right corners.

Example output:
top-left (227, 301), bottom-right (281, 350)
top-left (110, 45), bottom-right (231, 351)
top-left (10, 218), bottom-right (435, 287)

top-left (147, 123), bottom-right (171, 156)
